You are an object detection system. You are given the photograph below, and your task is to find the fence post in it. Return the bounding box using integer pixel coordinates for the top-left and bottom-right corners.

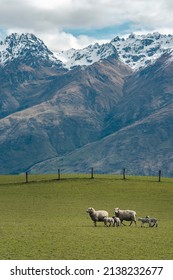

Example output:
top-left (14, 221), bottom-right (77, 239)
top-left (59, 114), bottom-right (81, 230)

top-left (123, 168), bottom-right (126, 180)
top-left (91, 167), bottom-right (94, 179)
top-left (158, 170), bottom-right (161, 182)
top-left (58, 169), bottom-right (61, 180)
top-left (25, 172), bottom-right (28, 183)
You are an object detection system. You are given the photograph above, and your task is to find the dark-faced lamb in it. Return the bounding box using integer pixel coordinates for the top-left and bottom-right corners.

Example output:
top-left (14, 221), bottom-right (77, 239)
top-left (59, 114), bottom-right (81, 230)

top-left (114, 207), bottom-right (137, 226)
top-left (148, 217), bottom-right (158, 227)
top-left (86, 207), bottom-right (108, 226)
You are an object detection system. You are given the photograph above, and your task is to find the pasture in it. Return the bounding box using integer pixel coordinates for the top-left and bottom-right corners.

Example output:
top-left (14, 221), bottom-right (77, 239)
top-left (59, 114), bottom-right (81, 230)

top-left (0, 174), bottom-right (173, 260)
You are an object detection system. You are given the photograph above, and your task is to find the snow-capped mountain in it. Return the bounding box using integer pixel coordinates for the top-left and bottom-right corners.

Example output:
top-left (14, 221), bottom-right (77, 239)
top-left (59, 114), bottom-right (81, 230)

top-left (111, 32), bottom-right (173, 70)
top-left (31, 49), bottom-right (173, 176)
top-left (0, 31), bottom-right (173, 175)
top-left (1, 32), bottom-right (173, 71)
top-left (0, 33), bottom-right (62, 67)
top-left (55, 42), bottom-right (118, 69)
top-left (55, 32), bottom-right (173, 70)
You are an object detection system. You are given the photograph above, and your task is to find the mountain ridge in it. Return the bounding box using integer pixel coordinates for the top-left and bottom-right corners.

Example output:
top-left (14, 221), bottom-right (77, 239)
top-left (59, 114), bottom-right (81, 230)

top-left (55, 32), bottom-right (173, 70)
top-left (1, 32), bottom-right (173, 71)
top-left (0, 32), bottom-right (173, 175)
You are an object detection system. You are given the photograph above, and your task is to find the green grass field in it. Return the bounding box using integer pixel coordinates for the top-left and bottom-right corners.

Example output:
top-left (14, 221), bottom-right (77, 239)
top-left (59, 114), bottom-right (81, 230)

top-left (0, 174), bottom-right (173, 260)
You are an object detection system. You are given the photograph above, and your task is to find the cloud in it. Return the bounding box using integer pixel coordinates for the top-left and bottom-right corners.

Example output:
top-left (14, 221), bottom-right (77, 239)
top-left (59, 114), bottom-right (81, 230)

top-left (0, 0), bottom-right (173, 50)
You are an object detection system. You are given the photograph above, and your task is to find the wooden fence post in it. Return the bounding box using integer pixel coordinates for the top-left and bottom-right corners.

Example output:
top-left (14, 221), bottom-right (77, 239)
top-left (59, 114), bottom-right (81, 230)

top-left (58, 169), bottom-right (61, 180)
top-left (158, 170), bottom-right (161, 182)
top-left (25, 172), bottom-right (28, 183)
top-left (91, 167), bottom-right (94, 179)
top-left (123, 168), bottom-right (126, 180)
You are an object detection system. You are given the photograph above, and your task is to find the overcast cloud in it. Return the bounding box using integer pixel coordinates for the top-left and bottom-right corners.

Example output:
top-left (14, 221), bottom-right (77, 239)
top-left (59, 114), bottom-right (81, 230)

top-left (0, 0), bottom-right (173, 51)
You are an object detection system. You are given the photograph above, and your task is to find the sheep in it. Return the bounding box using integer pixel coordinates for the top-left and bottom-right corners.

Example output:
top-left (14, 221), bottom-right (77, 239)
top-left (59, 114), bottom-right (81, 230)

top-left (86, 207), bottom-right (108, 226)
top-left (103, 217), bottom-right (114, 227)
top-left (148, 217), bottom-right (158, 227)
top-left (138, 216), bottom-right (158, 227)
top-left (114, 207), bottom-right (137, 226)
top-left (112, 216), bottom-right (121, 227)
top-left (146, 216), bottom-right (158, 227)
top-left (138, 217), bottom-right (150, 227)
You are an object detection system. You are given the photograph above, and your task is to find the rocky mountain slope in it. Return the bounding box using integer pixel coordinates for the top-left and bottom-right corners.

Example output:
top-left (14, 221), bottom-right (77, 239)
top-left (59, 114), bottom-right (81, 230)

top-left (0, 32), bottom-right (173, 175)
top-left (31, 49), bottom-right (173, 176)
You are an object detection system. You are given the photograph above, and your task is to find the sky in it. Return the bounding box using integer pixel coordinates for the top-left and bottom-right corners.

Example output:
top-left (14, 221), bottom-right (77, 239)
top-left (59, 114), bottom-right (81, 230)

top-left (0, 0), bottom-right (173, 51)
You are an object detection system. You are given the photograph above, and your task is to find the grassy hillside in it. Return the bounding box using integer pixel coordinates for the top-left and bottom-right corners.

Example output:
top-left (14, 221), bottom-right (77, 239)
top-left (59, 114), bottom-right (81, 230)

top-left (0, 174), bottom-right (172, 260)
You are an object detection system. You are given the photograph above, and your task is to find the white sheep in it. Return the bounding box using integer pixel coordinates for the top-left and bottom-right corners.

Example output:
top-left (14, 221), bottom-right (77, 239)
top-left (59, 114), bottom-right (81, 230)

top-left (103, 217), bottom-right (114, 227)
top-left (112, 216), bottom-right (121, 227)
top-left (114, 207), bottom-right (137, 226)
top-left (138, 216), bottom-right (158, 227)
top-left (86, 207), bottom-right (108, 226)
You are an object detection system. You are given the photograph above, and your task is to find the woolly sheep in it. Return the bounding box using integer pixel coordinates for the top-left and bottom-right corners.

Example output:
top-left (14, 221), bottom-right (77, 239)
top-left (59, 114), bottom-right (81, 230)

top-left (103, 217), bottom-right (114, 227)
top-left (112, 216), bottom-right (121, 227)
top-left (86, 207), bottom-right (108, 226)
top-left (114, 207), bottom-right (137, 226)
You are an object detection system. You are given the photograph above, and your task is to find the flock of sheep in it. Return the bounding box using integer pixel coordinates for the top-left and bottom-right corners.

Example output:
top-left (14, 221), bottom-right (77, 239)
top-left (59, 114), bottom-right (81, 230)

top-left (86, 207), bottom-right (158, 228)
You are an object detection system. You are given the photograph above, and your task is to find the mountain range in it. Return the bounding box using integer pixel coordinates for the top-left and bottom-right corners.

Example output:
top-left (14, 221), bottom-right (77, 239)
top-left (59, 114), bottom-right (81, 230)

top-left (0, 32), bottom-right (173, 176)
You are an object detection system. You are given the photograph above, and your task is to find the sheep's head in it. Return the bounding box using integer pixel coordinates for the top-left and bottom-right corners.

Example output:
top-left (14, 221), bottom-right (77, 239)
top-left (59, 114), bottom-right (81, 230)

top-left (114, 208), bottom-right (119, 215)
top-left (86, 207), bottom-right (94, 214)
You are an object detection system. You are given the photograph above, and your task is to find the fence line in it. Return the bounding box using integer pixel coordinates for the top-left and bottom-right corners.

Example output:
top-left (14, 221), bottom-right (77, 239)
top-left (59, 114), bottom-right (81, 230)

top-left (23, 168), bottom-right (163, 184)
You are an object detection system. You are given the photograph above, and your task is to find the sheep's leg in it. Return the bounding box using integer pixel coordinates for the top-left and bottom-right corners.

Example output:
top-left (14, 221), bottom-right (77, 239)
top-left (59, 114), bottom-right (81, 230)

top-left (121, 221), bottom-right (126, 226)
top-left (129, 221), bottom-right (132, 226)
top-left (94, 221), bottom-right (96, 227)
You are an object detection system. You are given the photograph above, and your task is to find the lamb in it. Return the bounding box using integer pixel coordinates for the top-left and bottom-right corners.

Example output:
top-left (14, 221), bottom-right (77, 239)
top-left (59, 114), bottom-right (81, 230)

top-left (148, 217), bottom-right (158, 227)
top-left (112, 216), bottom-right (121, 227)
top-left (86, 207), bottom-right (108, 226)
top-left (138, 216), bottom-right (158, 227)
top-left (103, 217), bottom-right (114, 227)
top-left (114, 207), bottom-right (137, 226)
top-left (138, 217), bottom-right (150, 227)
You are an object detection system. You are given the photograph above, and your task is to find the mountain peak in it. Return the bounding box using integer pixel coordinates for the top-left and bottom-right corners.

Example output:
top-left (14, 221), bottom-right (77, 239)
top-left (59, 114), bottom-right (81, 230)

top-left (0, 33), bottom-right (62, 67)
top-left (110, 32), bottom-right (173, 70)
top-left (55, 41), bottom-right (118, 69)
top-left (1, 31), bottom-right (173, 71)
top-left (54, 32), bottom-right (173, 71)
